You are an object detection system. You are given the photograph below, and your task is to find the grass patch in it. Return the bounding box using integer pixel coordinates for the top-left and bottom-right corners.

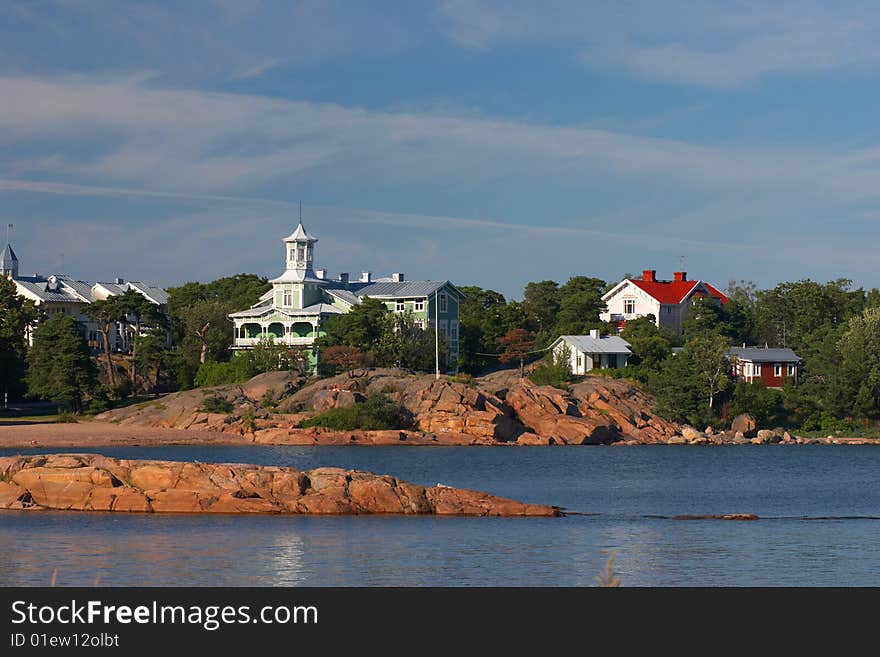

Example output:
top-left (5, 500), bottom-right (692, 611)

top-left (301, 394), bottom-right (409, 431)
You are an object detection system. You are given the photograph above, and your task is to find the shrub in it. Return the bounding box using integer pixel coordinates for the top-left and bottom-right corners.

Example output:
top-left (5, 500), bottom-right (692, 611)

top-left (194, 358), bottom-right (254, 388)
top-left (446, 373), bottom-right (476, 387)
top-left (260, 391), bottom-right (277, 409)
top-left (56, 412), bottom-right (79, 423)
top-left (301, 394), bottom-right (409, 431)
top-left (241, 407), bottom-right (256, 432)
top-left (728, 381), bottom-right (783, 429)
top-left (200, 395), bottom-right (234, 414)
top-left (529, 350), bottom-right (573, 389)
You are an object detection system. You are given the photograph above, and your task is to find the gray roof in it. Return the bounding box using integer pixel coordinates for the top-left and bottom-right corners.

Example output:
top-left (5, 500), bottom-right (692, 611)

top-left (128, 281), bottom-right (169, 305)
top-left (728, 347), bottom-right (801, 363)
top-left (1, 243), bottom-right (17, 265)
top-left (95, 282), bottom-right (127, 296)
top-left (14, 277), bottom-right (89, 303)
top-left (229, 303), bottom-right (342, 319)
top-left (56, 277), bottom-right (94, 302)
top-left (555, 335), bottom-right (633, 354)
top-left (335, 280), bottom-right (464, 300)
top-left (325, 287), bottom-right (362, 306)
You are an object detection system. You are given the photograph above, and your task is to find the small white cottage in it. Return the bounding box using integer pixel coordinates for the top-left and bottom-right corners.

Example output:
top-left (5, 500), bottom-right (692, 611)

top-left (550, 331), bottom-right (633, 375)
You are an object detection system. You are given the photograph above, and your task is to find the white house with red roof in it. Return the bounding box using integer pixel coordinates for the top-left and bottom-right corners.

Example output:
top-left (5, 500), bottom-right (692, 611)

top-left (600, 269), bottom-right (728, 334)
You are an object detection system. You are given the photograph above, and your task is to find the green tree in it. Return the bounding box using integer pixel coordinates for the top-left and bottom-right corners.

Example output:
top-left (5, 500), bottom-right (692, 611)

top-left (0, 276), bottom-right (38, 401)
top-left (649, 333), bottom-right (732, 425)
top-left (834, 307), bottom-right (880, 419)
top-left (686, 333), bottom-right (733, 411)
top-left (728, 381), bottom-right (783, 429)
top-left (649, 351), bottom-right (710, 427)
top-left (522, 280), bottom-right (560, 341)
top-left (753, 279), bottom-right (864, 352)
top-left (554, 276), bottom-right (608, 337)
top-left (84, 296), bottom-right (127, 386)
top-left (115, 289), bottom-right (163, 387)
top-left (620, 316), bottom-right (673, 372)
top-left (378, 311), bottom-right (442, 372)
top-left (26, 314), bottom-right (97, 412)
top-left (166, 274), bottom-right (270, 386)
top-left (458, 286), bottom-right (511, 373)
top-left (682, 297), bottom-right (731, 340)
top-left (316, 297), bottom-right (389, 357)
top-left (132, 327), bottom-right (170, 394)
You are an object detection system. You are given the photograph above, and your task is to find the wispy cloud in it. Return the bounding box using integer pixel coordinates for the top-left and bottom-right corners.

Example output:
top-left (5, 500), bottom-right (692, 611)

top-left (438, 0), bottom-right (880, 87)
top-left (3, 74), bottom-right (880, 200)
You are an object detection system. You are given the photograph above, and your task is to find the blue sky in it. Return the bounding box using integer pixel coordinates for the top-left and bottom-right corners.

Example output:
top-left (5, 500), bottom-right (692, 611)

top-left (3, 0), bottom-right (880, 299)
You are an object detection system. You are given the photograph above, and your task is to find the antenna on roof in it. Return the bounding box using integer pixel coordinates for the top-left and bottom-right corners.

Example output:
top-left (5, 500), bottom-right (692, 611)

top-left (678, 255), bottom-right (685, 271)
top-left (4, 223), bottom-right (11, 246)
top-left (299, 200), bottom-right (302, 223)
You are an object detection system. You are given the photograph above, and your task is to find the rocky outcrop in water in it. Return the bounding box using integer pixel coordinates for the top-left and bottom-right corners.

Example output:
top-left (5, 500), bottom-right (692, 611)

top-left (0, 454), bottom-right (561, 516)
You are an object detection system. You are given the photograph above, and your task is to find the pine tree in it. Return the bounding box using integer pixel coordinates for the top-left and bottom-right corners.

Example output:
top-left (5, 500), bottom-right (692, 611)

top-left (0, 275), bottom-right (38, 401)
top-left (26, 314), bottom-right (97, 412)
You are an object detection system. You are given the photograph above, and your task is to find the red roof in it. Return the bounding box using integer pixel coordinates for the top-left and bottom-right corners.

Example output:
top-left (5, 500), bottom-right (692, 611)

top-left (630, 279), bottom-right (728, 305)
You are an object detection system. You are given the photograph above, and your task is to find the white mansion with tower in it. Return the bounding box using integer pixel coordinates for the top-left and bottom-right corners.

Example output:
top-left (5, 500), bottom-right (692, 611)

top-left (1, 241), bottom-right (168, 351)
top-left (228, 221), bottom-right (464, 371)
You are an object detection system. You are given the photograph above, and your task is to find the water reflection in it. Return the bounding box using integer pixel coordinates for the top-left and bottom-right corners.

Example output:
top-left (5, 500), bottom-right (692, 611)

top-left (3, 446), bottom-right (880, 585)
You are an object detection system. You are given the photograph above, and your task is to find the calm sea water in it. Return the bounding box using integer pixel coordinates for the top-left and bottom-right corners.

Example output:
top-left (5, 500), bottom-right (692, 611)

top-left (2, 445), bottom-right (879, 586)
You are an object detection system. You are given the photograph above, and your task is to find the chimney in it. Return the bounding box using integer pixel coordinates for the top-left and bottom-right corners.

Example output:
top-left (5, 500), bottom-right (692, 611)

top-left (115, 277), bottom-right (124, 285)
top-left (589, 329), bottom-right (600, 339)
top-left (316, 269), bottom-right (327, 280)
top-left (361, 271), bottom-right (372, 283)
top-left (391, 272), bottom-right (404, 282)
top-left (642, 269), bottom-right (656, 282)
top-left (339, 272), bottom-right (349, 284)
top-left (673, 271), bottom-right (687, 282)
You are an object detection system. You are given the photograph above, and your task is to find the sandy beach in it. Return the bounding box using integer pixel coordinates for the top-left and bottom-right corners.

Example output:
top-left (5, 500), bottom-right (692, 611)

top-left (0, 421), bottom-right (250, 449)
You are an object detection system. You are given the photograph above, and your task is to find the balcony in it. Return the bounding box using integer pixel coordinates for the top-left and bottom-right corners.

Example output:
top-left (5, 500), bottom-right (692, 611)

top-left (234, 336), bottom-right (316, 347)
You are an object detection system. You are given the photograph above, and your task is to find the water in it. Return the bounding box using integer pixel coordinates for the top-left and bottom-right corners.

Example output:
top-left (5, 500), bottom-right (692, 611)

top-left (2, 445), bottom-right (879, 586)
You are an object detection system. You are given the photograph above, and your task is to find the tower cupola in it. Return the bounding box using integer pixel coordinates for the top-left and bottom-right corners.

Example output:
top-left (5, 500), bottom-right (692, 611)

top-left (0, 242), bottom-right (18, 279)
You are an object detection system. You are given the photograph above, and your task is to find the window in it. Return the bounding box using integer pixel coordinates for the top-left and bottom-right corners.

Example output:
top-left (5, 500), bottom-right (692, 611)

top-left (439, 320), bottom-right (448, 337)
top-left (787, 364), bottom-right (796, 376)
top-left (415, 320), bottom-right (425, 330)
top-left (414, 300), bottom-right (425, 312)
top-left (283, 290), bottom-right (292, 306)
top-left (624, 299), bottom-right (636, 314)
top-left (289, 248), bottom-right (296, 262)
top-left (774, 364), bottom-right (782, 377)
top-left (450, 322), bottom-right (458, 340)
top-left (439, 291), bottom-right (447, 313)
top-left (396, 300), bottom-right (406, 312)
top-left (577, 356), bottom-right (582, 366)
top-left (297, 245), bottom-right (305, 262)
top-left (754, 363), bottom-right (762, 375)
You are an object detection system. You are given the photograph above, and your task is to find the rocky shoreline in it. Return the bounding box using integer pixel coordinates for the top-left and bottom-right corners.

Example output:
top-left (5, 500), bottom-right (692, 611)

top-left (0, 453), bottom-right (561, 516)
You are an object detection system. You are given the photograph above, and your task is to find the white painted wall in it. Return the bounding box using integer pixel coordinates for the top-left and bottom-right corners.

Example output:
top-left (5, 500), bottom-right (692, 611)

top-left (600, 281), bottom-right (662, 327)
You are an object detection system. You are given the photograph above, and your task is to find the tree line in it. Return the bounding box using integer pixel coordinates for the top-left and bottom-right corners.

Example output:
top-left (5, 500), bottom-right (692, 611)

top-left (4, 271), bottom-right (880, 434)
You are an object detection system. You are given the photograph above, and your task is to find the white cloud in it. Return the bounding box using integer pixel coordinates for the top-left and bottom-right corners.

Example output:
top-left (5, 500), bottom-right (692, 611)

top-left (438, 0), bottom-right (880, 87)
top-left (5, 74), bottom-right (880, 201)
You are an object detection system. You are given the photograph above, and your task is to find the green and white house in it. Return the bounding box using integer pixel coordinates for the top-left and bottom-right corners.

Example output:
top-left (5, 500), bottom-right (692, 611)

top-left (228, 222), bottom-right (465, 372)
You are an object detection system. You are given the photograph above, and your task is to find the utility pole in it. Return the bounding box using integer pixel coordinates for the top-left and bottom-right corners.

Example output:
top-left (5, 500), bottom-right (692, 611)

top-left (435, 288), bottom-right (440, 380)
